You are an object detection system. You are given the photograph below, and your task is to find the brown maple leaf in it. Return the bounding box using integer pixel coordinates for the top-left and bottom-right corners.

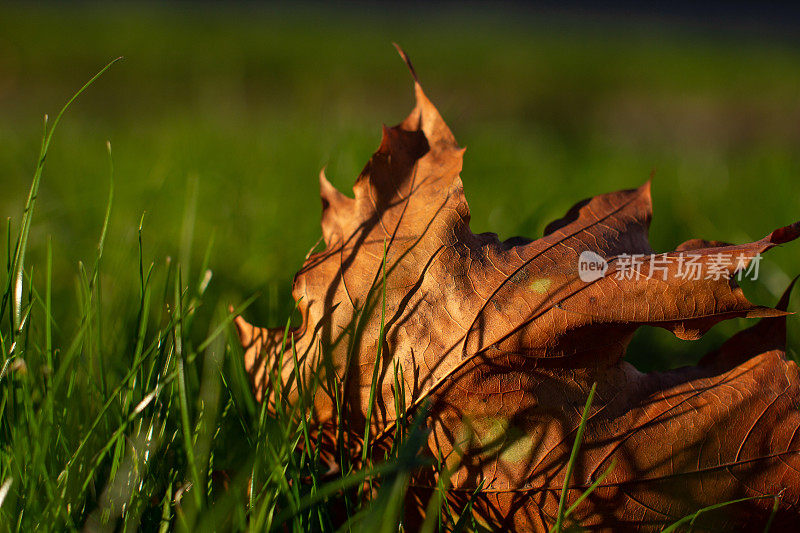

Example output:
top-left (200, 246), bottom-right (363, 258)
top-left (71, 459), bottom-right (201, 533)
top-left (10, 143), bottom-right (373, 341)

top-left (235, 49), bottom-right (800, 531)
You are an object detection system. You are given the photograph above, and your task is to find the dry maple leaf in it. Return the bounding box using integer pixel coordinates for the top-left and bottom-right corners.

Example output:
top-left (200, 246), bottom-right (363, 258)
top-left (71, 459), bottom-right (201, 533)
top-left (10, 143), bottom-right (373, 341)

top-left (235, 50), bottom-right (800, 531)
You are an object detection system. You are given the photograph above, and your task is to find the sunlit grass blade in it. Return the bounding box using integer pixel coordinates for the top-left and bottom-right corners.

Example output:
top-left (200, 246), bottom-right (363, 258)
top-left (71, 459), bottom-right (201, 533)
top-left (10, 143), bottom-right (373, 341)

top-left (361, 238), bottom-right (388, 468)
top-left (551, 382), bottom-right (597, 533)
top-left (0, 57), bottom-right (122, 332)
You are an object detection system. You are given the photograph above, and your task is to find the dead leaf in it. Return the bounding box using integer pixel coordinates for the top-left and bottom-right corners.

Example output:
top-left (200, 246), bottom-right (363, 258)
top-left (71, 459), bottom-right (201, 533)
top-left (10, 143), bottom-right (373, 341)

top-left (236, 50), bottom-right (800, 531)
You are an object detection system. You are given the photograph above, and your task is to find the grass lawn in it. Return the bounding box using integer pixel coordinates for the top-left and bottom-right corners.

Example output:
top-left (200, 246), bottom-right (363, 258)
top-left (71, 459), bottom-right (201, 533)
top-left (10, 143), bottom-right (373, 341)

top-left (1, 3), bottom-right (799, 530)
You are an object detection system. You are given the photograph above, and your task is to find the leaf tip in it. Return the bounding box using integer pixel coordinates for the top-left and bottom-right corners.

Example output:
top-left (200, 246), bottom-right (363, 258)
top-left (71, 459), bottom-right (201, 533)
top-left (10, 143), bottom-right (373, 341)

top-left (640, 179), bottom-right (652, 199)
top-left (233, 314), bottom-right (255, 346)
top-left (393, 42), bottom-right (419, 83)
top-left (319, 167), bottom-right (351, 244)
top-left (319, 166), bottom-right (333, 197)
top-left (377, 123), bottom-right (393, 154)
top-left (745, 306), bottom-right (792, 320)
top-left (769, 220), bottom-right (800, 245)
top-left (319, 167), bottom-right (348, 207)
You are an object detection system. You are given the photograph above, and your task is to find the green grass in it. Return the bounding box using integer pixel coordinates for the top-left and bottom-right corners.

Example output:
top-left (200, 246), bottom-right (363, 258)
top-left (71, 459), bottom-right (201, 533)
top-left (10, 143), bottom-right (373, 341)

top-left (0, 60), bottom-right (438, 531)
top-left (1, 4), bottom-right (799, 530)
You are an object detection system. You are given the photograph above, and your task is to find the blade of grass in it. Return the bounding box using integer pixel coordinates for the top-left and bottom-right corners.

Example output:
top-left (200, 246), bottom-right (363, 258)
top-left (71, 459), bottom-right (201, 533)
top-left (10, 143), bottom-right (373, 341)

top-left (361, 238), bottom-right (388, 468)
top-left (0, 57), bottom-right (122, 332)
top-left (452, 479), bottom-right (486, 533)
top-left (419, 449), bottom-right (463, 533)
top-left (563, 458), bottom-right (616, 519)
top-left (551, 381), bottom-right (597, 533)
top-left (90, 141), bottom-right (115, 397)
top-left (661, 494), bottom-right (776, 533)
top-left (274, 405), bottom-right (432, 528)
top-left (763, 493), bottom-right (782, 533)
top-left (173, 269), bottom-right (204, 513)
top-left (45, 237), bottom-right (52, 372)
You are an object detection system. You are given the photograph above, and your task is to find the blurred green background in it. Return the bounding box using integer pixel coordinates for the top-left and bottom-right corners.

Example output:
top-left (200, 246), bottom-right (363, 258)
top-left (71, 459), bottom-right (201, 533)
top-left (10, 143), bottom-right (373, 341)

top-left (1, 3), bottom-right (799, 371)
